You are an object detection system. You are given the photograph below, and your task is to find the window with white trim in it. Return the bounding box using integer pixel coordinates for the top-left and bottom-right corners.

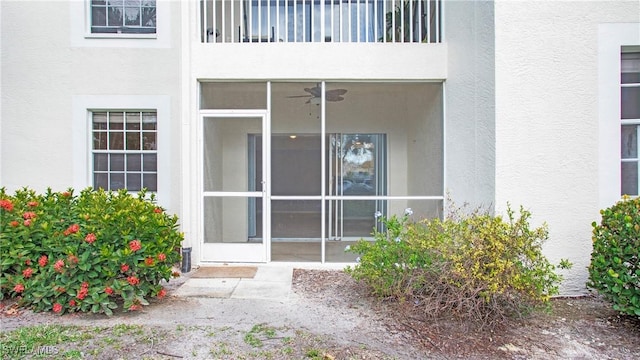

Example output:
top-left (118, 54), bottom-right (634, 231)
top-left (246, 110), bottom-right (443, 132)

top-left (620, 52), bottom-right (640, 196)
top-left (90, 0), bottom-right (156, 34)
top-left (92, 111), bottom-right (158, 192)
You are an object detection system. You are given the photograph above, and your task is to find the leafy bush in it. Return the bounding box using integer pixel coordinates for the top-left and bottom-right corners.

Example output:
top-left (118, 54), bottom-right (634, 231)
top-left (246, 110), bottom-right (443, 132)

top-left (344, 209), bottom-right (431, 298)
top-left (588, 196), bottom-right (640, 317)
top-left (346, 205), bottom-right (570, 326)
top-left (0, 187), bottom-right (183, 315)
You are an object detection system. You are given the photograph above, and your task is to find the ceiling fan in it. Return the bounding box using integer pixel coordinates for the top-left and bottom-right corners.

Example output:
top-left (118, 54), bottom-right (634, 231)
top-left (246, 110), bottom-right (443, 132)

top-left (287, 83), bottom-right (347, 104)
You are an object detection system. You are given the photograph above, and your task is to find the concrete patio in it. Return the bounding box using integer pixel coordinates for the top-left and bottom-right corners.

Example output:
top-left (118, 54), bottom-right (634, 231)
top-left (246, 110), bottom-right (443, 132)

top-left (174, 265), bottom-right (294, 300)
top-left (173, 263), bottom-right (348, 300)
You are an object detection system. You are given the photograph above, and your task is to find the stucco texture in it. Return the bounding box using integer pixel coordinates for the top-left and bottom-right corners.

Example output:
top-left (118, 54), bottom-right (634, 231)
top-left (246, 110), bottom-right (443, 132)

top-left (494, 0), bottom-right (640, 294)
top-left (0, 0), bottom-right (182, 214)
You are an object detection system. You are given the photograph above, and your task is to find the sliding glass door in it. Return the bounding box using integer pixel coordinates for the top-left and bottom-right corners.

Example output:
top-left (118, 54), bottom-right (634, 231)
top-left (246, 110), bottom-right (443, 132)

top-left (250, 133), bottom-right (386, 240)
top-left (327, 133), bottom-right (386, 239)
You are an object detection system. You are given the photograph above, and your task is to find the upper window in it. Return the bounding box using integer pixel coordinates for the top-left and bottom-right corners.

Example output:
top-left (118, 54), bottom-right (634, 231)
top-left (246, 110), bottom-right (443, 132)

top-left (620, 52), bottom-right (640, 196)
top-left (90, 0), bottom-right (156, 35)
top-left (92, 111), bottom-right (158, 192)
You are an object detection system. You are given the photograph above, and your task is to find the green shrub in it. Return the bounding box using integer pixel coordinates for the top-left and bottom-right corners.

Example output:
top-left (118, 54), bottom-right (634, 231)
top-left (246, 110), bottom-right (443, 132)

top-left (588, 196), bottom-right (640, 317)
top-left (344, 209), bottom-right (432, 298)
top-left (0, 187), bottom-right (183, 315)
top-left (346, 205), bottom-right (570, 326)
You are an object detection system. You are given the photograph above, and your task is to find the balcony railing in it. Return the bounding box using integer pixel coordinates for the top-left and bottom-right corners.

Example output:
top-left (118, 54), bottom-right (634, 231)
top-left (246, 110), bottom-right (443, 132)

top-left (201, 0), bottom-right (441, 43)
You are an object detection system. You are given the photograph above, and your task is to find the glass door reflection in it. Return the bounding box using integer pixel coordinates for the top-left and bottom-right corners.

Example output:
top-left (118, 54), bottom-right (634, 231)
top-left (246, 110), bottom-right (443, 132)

top-left (327, 134), bottom-right (386, 240)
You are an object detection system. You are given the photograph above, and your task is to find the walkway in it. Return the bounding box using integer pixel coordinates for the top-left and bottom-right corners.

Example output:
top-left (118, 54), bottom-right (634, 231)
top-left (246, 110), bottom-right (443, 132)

top-left (173, 263), bottom-right (349, 300)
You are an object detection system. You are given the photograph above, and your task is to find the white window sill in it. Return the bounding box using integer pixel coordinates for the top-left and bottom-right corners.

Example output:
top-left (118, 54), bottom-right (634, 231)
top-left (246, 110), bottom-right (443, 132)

top-left (84, 33), bottom-right (158, 40)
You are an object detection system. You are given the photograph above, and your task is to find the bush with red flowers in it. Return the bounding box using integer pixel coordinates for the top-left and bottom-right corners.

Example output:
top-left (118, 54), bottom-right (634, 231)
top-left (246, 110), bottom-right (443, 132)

top-left (0, 187), bottom-right (183, 315)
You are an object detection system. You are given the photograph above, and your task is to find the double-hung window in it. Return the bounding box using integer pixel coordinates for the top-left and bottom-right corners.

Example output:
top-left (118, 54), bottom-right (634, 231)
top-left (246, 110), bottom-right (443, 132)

top-left (90, 0), bottom-right (156, 34)
top-left (620, 52), bottom-right (640, 196)
top-left (92, 111), bottom-right (158, 192)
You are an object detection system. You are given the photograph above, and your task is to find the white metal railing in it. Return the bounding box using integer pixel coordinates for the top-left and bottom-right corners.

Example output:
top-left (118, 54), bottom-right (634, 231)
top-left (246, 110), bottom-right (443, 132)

top-left (201, 0), bottom-right (441, 43)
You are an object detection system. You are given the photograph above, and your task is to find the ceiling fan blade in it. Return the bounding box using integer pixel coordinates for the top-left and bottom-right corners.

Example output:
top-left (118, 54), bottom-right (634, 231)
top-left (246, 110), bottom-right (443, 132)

top-left (304, 86), bottom-right (322, 97)
top-left (327, 89), bottom-right (347, 96)
top-left (291, 85), bottom-right (348, 103)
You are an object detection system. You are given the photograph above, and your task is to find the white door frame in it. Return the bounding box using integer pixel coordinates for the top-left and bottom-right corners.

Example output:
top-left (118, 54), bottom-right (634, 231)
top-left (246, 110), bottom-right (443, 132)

top-left (198, 109), bottom-right (271, 262)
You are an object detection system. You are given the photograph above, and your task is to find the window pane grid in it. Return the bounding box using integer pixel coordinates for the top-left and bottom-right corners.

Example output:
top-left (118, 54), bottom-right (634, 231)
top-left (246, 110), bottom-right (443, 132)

top-left (91, 0), bottom-right (156, 34)
top-left (92, 111), bottom-right (157, 192)
top-left (621, 85), bottom-right (640, 120)
top-left (620, 124), bottom-right (640, 196)
top-left (622, 52), bottom-right (640, 84)
top-left (621, 52), bottom-right (640, 196)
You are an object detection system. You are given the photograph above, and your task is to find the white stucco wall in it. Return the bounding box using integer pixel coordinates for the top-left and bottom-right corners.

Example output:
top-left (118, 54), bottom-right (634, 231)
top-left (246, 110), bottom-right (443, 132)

top-left (444, 0), bottom-right (496, 208)
top-left (0, 3), bottom-right (3, 188)
top-left (494, 0), bottom-right (640, 294)
top-left (0, 0), bottom-right (182, 214)
top-left (192, 43), bottom-right (448, 80)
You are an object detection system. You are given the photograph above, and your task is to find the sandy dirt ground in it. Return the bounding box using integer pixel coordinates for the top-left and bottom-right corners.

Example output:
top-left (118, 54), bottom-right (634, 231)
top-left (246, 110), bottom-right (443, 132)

top-left (1, 269), bottom-right (639, 359)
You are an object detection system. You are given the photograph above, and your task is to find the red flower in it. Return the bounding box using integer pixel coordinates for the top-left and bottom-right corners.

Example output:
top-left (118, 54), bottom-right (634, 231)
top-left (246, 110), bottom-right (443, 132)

top-left (23, 219), bottom-right (32, 227)
top-left (69, 299), bottom-right (76, 307)
top-left (120, 264), bottom-right (129, 273)
top-left (13, 283), bottom-right (24, 293)
top-left (127, 276), bottom-right (140, 286)
top-left (38, 255), bottom-right (48, 267)
top-left (52, 303), bottom-right (63, 313)
top-left (129, 239), bottom-right (142, 252)
top-left (81, 282), bottom-right (89, 289)
top-left (53, 259), bottom-right (65, 272)
top-left (27, 201), bottom-right (38, 207)
top-left (9, 221), bottom-right (19, 227)
top-left (77, 288), bottom-right (88, 300)
top-left (84, 233), bottom-right (96, 244)
top-left (64, 224), bottom-right (80, 236)
top-left (154, 207), bottom-right (162, 214)
top-left (22, 268), bottom-right (33, 278)
top-left (0, 199), bottom-right (14, 211)
top-left (25, 259), bottom-right (32, 266)
top-left (62, 191), bottom-right (71, 197)
top-left (22, 212), bottom-right (36, 220)
top-left (67, 254), bottom-right (79, 264)
top-left (157, 253), bottom-right (166, 262)
top-left (144, 257), bottom-right (154, 266)
top-left (157, 288), bottom-right (167, 299)
top-left (129, 304), bottom-right (142, 311)
top-left (105, 287), bottom-right (113, 295)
